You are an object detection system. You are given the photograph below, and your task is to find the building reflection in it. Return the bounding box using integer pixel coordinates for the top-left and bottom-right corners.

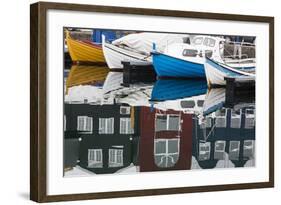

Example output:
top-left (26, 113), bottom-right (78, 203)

top-left (192, 107), bottom-right (255, 169)
top-left (63, 68), bottom-right (256, 175)
top-left (64, 104), bottom-right (255, 174)
top-left (64, 103), bottom-right (140, 174)
top-left (139, 107), bottom-right (193, 172)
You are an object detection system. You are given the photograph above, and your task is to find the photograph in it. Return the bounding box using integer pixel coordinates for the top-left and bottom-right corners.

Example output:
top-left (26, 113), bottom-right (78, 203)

top-left (29, 2), bottom-right (274, 202)
top-left (63, 28), bottom-right (256, 177)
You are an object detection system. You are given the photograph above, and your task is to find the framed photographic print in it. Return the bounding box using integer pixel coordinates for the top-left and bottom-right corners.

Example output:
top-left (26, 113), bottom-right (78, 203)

top-left (30, 1), bottom-right (274, 202)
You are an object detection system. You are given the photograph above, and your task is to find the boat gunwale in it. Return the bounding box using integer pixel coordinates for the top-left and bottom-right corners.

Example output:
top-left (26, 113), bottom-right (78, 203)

top-left (103, 43), bottom-right (151, 63)
top-left (205, 57), bottom-right (255, 77)
top-left (151, 50), bottom-right (203, 66)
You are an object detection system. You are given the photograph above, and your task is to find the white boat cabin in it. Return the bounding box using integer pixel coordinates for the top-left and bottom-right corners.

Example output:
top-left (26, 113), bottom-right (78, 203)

top-left (162, 35), bottom-right (255, 67)
top-left (163, 35), bottom-right (225, 64)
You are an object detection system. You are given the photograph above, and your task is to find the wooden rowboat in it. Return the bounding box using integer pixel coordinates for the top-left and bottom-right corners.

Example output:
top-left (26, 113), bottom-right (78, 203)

top-left (204, 57), bottom-right (255, 86)
top-left (66, 30), bottom-right (106, 64)
top-left (102, 35), bottom-right (151, 69)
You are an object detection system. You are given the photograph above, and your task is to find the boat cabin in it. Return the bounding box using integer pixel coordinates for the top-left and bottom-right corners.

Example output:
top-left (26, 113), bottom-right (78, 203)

top-left (189, 35), bottom-right (225, 58)
top-left (162, 35), bottom-right (225, 63)
top-left (164, 35), bottom-right (255, 67)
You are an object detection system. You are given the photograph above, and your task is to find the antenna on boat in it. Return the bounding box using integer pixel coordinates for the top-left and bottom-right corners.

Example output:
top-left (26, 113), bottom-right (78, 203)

top-left (152, 42), bottom-right (156, 51)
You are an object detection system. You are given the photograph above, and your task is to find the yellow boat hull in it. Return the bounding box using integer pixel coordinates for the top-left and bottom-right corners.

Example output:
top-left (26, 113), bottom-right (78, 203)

top-left (66, 31), bottom-right (106, 63)
top-left (66, 65), bottom-right (109, 90)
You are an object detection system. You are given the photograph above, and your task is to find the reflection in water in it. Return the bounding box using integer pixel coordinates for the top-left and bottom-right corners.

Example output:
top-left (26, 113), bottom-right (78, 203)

top-left (64, 66), bottom-right (255, 176)
top-left (65, 65), bottom-right (109, 93)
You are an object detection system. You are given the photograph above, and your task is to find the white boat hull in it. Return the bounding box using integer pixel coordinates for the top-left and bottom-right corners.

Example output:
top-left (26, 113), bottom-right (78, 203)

top-left (102, 72), bottom-right (123, 94)
top-left (102, 36), bottom-right (151, 69)
top-left (205, 62), bottom-right (227, 86)
top-left (203, 88), bottom-right (225, 116)
top-left (204, 58), bottom-right (255, 86)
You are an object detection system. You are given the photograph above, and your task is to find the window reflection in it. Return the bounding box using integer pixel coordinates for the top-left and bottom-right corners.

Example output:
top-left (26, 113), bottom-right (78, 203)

top-left (88, 149), bottom-right (103, 168)
top-left (155, 114), bottom-right (180, 131)
top-left (109, 149), bottom-right (124, 167)
top-left (229, 141), bottom-right (240, 160)
top-left (215, 109), bottom-right (227, 128)
top-left (154, 139), bottom-right (180, 168)
top-left (99, 118), bottom-right (114, 134)
top-left (199, 142), bottom-right (211, 161)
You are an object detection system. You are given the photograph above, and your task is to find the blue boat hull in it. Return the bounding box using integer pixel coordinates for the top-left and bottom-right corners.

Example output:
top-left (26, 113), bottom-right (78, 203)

top-left (152, 52), bottom-right (206, 78)
top-left (151, 79), bottom-right (207, 101)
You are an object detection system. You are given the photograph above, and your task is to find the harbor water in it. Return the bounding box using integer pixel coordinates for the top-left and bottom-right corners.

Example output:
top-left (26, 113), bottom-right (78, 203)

top-left (63, 65), bottom-right (255, 177)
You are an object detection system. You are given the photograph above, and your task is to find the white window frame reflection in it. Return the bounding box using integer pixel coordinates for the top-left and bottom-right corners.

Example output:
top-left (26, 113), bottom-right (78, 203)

top-left (214, 140), bottom-right (226, 160)
top-left (229, 141), bottom-right (240, 160)
top-left (200, 117), bottom-right (212, 129)
top-left (120, 118), bottom-right (134, 134)
top-left (230, 109), bottom-right (242, 128)
top-left (99, 118), bottom-right (114, 134)
top-left (77, 116), bottom-right (93, 133)
top-left (199, 142), bottom-right (211, 161)
top-left (245, 109), bottom-right (255, 129)
top-left (215, 108), bottom-right (227, 128)
top-left (154, 138), bottom-right (180, 168)
top-left (155, 114), bottom-right (181, 132)
top-left (243, 140), bottom-right (255, 158)
top-left (108, 149), bottom-right (123, 167)
top-left (88, 149), bottom-right (103, 168)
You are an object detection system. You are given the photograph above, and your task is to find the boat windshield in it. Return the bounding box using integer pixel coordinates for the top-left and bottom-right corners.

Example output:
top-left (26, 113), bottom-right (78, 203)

top-left (192, 37), bottom-right (204, 45)
top-left (182, 49), bottom-right (198, 57)
top-left (203, 37), bottom-right (216, 47)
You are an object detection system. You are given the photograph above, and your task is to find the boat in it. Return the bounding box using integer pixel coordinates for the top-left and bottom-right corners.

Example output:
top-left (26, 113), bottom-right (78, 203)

top-left (202, 88), bottom-right (226, 116)
top-left (149, 79), bottom-right (207, 114)
top-left (65, 65), bottom-right (109, 94)
top-left (202, 88), bottom-right (255, 117)
top-left (103, 72), bottom-right (153, 105)
top-left (102, 35), bottom-right (152, 69)
top-left (66, 30), bottom-right (106, 64)
top-left (102, 32), bottom-right (188, 69)
top-left (114, 79), bottom-right (208, 114)
top-left (115, 86), bottom-right (153, 107)
top-left (151, 79), bottom-right (207, 101)
top-left (65, 71), bottom-right (121, 105)
top-left (204, 57), bottom-right (255, 86)
top-left (152, 35), bottom-right (256, 78)
top-left (102, 72), bottom-right (124, 94)
top-left (152, 45), bottom-right (205, 78)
